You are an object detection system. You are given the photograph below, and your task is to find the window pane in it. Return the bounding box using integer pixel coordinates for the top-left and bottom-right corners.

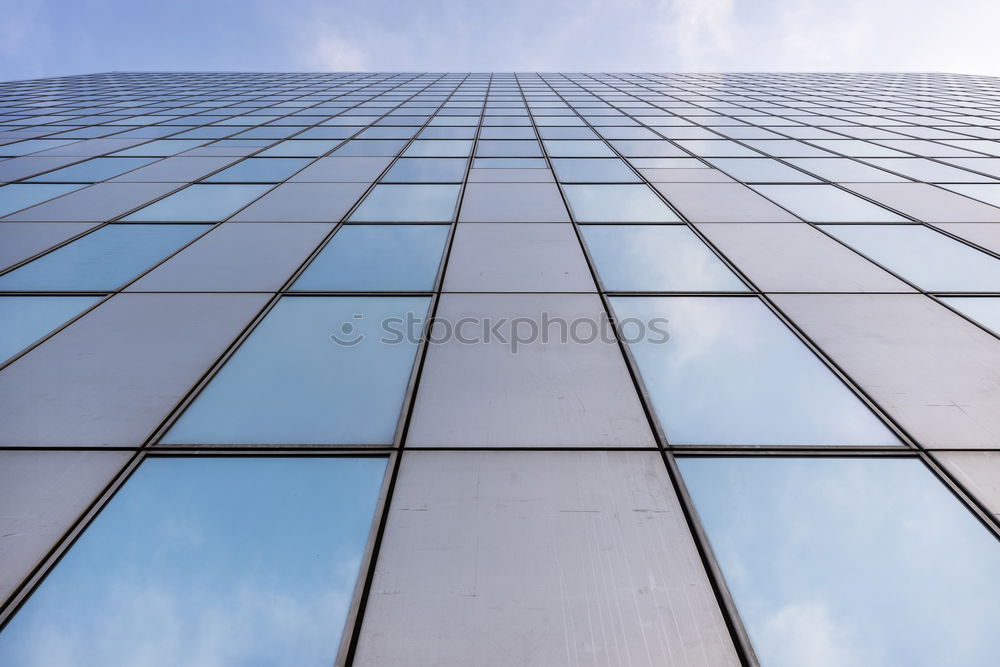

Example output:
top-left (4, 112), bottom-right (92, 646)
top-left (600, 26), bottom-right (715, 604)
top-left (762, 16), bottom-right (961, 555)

top-left (0, 139), bottom-right (76, 156)
top-left (122, 184), bottom-right (270, 222)
top-left (821, 224), bottom-right (1000, 291)
top-left (551, 158), bottom-right (640, 183)
top-left (543, 140), bottom-right (615, 158)
top-left (564, 184), bottom-right (680, 222)
top-left (332, 139), bottom-right (407, 156)
top-left (785, 157), bottom-right (907, 183)
top-left (0, 224), bottom-right (208, 291)
top-left (294, 225), bottom-right (448, 291)
top-left (707, 158), bottom-right (818, 183)
top-left (27, 157), bottom-right (156, 183)
top-left (112, 139), bottom-right (207, 157)
top-left (401, 140), bottom-right (473, 157)
top-left (940, 297), bottom-right (1000, 334)
top-left (0, 184), bottom-right (85, 217)
top-left (0, 456), bottom-right (386, 666)
top-left (382, 158), bottom-right (467, 183)
top-left (472, 157), bottom-right (547, 169)
top-left (610, 296), bottom-right (899, 445)
top-left (255, 140), bottom-right (341, 157)
top-left (204, 157), bottom-right (311, 183)
top-left (680, 457), bottom-right (1000, 667)
top-left (753, 184), bottom-right (906, 222)
top-left (582, 226), bottom-right (747, 291)
top-left (349, 184), bottom-right (459, 222)
top-left (0, 296), bottom-right (101, 362)
top-left (162, 296), bottom-right (430, 444)
top-left (475, 140), bottom-right (543, 157)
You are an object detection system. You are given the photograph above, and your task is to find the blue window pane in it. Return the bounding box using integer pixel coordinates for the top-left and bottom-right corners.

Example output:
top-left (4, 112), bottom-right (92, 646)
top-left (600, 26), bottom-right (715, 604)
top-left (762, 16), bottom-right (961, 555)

top-left (610, 296), bottom-right (899, 445)
top-left (255, 140), bottom-right (341, 157)
top-left (475, 140), bottom-right (543, 157)
top-left (418, 126), bottom-right (476, 139)
top-left (821, 224), bottom-right (1000, 292)
top-left (0, 224), bottom-right (208, 291)
top-left (543, 140), bottom-right (616, 158)
top-left (349, 184), bottom-right (460, 222)
top-left (356, 126), bottom-right (419, 140)
top-left (402, 140), bottom-right (473, 157)
top-left (204, 157), bottom-right (311, 183)
top-left (0, 296), bottom-right (101, 362)
top-left (294, 225), bottom-right (448, 291)
top-left (680, 457), bottom-right (1000, 667)
top-left (582, 226), bottom-right (747, 291)
top-left (564, 184), bottom-right (680, 222)
top-left (0, 139), bottom-right (76, 156)
top-left (472, 157), bottom-right (547, 169)
top-left (112, 140), bottom-right (207, 156)
top-left (0, 184), bottom-right (85, 216)
top-left (332, 140), bottom-right (407, 156)
top-left (382, 158), bottom-right (468, 183)
top-left (551, 158), bottom-right (641, 183)
top-left (162, 296), bottom-right (430, 444)
top-left (297, 127), bottom-right (356, 139)
top-left (123, 184), bottom-right (270, 221)
top-left (27, 158), bottom-right (156, 183)
top-left (0, 456), bottom-right (386, 666)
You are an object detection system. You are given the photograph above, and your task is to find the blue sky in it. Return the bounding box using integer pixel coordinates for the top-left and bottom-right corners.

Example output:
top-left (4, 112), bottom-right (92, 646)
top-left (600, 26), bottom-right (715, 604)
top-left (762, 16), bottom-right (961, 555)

top-left (3, 0), bottom-right (1000, 81)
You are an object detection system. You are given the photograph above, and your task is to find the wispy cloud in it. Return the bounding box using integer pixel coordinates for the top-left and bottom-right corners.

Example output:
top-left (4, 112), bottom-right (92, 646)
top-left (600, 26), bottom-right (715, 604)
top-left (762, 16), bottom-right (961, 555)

top-left (666, 0), bottom-right (736, 69)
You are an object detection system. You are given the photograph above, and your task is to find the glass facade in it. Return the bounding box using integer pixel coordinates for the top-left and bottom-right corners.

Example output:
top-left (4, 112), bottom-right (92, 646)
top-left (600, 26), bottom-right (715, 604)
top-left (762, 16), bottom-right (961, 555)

top-left (2, 71), bottom-right (1000, 666)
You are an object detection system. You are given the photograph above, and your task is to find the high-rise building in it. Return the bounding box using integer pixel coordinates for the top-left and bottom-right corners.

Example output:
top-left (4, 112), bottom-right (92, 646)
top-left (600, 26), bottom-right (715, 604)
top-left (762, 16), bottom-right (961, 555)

top-left (1, 71), bottom-right (1000, 666)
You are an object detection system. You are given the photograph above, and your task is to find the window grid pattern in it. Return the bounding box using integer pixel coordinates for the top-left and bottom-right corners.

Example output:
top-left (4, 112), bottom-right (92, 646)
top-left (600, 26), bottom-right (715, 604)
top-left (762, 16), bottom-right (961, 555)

top-left (2, 71), bottom-right (1000, 666)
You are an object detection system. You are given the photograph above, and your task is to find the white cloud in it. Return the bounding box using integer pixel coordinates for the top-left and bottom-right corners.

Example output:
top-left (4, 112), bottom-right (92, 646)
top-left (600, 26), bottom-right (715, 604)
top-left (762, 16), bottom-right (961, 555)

top-left (304, 28), bottom-right (369, 71)
top-left (758, 600), bottom-right (875, 667)
top-left (667, 0), bottom-right (737, 69)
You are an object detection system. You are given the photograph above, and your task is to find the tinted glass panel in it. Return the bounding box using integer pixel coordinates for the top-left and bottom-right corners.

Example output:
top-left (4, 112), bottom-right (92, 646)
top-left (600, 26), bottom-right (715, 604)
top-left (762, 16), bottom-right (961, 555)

top-left (293, 225), bottom-right (448, 291)
top-left (0, 224), bottom-right (207, 291)
top-left (113, 140), bottom-right (207, 156)
top-left (0, 296), bottom-right (101, 362)
top-left (707, 158), bottom-right (818, 183)
top-left (204, 157), bottom-right (311, 183)
top-left (564, 184), bottom-right (680, 222)
top-left (162, 296), bottom-right (430, 444)
top-left (382, 158), bottom-right (467, 183)
top-left (821, 224), bottom-right (1000, 291)
top-left (27, 157), bottom-right (156, 183)
top-left (123, 184), bottom-right (270, 221)
top-left (753, 184), bottom-right (906, 222)
top-left (543, 140), bottom-right (616, 158)
top-left (551, 158), bottom-right (640, 183)
top-left (0, 456), bottom-right (386, 666)
top-left (582, 225), bottom-right (747, 291)
top-left (680, 457), bottom-right (1000, 667)
top-left (940, 297), bottom-right (1000, 334)
top-left (610, 296), bottom-right (899, 445)
top-left (348, 184), bottom-right (459, 222)
top-left (0, 184), bottom-right (84, 216)
top-left (401, 140), bottom-right (473, 157)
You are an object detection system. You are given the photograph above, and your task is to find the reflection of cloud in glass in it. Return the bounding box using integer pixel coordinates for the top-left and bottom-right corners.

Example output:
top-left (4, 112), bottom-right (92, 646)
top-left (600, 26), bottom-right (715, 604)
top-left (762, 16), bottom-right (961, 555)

top-left (0, 457), bottom-right (387, 666)
top-left (581, 225), bottom-right (748, 292)
top-left (611, 296), bottom-right (899, 445)
top-left (680, 457), bottom-right (1000, 667)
